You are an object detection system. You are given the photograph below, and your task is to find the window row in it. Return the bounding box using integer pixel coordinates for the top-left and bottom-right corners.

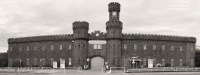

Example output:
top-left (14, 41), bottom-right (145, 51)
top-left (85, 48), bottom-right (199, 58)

top-left (142, 58), bottom-right (194, 67)
top-left (123, 44), bottom-right (194, 51)
top-left (9, 58), bottom-right (72, 66)
top-left (9, 44), bottom-right (72, 51)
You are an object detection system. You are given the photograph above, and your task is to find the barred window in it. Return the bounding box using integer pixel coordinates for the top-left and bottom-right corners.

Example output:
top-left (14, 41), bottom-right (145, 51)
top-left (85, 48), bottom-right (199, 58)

top-left (34, 46), bottom-right (37, 51)
top-left (60, 45), bottom-right (63, 50)
top-left (143, 58), bottom-right (147, 66)
top-left (144, 45), bottom-right (147, 50)
top-left (134, 44), bottom-right (137, 50)
top-left (153, 45), bottom-right (156, 50)
top-left (51, 45), bottom-right (54, 50)
top-left (27, 46), bottom-right (29, 51)
top-left (26, 58), bottom-right (29, 65)
top-left (97, 44), bottom-right (102, 49)
top-left (19, 47), bottom-right (22, 51)
top-left (69, 58), bottom-right (72, 65)
top-left (41, 58), bottom-right (45, 65)
top-left (162, 45), bottom-right (165, 50)
top-left (171, 46), bottom-right (174, 51)
top-left (9, 47), bottom-right (13, 51)
top-left (180, 46), bottom-right (183, 51)
top-left (171, 59), bottom-right (174, 67)
top-left (9, 59), bottom-right (13, 66)
top-left (51, 58), bottom-right (54, 65)
top-left (69, 44), bottom-right (72, 49)
top-left (180, 59), bottom-right (182, 66)
top-left (94, 44), bottom-right (102, 49)
top-left (34, 58), bottom-right (37, 65)
top-left (191, 47), bottom-right (193, 51)
top-left (162, 59), bottom-right (165, 66)
top-left (191, 59), bottom-right (194, 66)
top-left (42, 45), bottom-right (46, 51)
top-left (124, 44), bottom-right (127, 50)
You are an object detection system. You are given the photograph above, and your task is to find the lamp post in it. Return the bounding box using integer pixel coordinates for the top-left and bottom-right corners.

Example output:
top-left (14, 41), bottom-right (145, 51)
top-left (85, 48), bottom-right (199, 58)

top-left (86, 58), bottom-right (90, 69)
top-left (19, 59), bottom-right (22, 68)
top-left (40, 59), bottom-right (42, 68)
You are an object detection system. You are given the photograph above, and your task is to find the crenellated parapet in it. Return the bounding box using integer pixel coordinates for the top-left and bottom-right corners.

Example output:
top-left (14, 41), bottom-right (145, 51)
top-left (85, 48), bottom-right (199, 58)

top-left (123, 33), bottom-right (196, 43)
top-left (8, 34), bottom-right (73, 43)
top-left (89, 31), bottom-right (107, 40)
top-left (108, 2), bottom-right (120, 12)
top-left (73, 21), bottom-right (89, 30)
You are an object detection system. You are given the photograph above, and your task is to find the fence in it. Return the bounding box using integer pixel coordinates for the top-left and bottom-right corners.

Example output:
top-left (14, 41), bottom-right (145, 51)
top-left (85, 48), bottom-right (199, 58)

top-left (0, 67), bottom-right (82, 73)
top-left (126, 67), bottom-right (200, 73)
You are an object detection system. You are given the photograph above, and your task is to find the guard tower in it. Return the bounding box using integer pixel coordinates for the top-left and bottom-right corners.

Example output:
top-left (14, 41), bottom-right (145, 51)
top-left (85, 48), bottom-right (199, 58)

top-left (106, 2), bottom-right (123, 67)
top-left (72, 21), bottom-right (89, 67)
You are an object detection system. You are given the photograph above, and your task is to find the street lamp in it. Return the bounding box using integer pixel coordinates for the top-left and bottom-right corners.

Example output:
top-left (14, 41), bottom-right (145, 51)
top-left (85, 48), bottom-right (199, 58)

top-left (40, 59), bottom-right (42, 68)
top-left (19, 59), bottom-right (22, 68)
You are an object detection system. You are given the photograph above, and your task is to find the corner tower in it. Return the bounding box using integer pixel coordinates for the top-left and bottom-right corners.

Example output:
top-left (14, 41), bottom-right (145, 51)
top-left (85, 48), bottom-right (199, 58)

top-left (72, 21), bottom-right (89, 67)
top-left (106, 2), bottom-right (122, 67)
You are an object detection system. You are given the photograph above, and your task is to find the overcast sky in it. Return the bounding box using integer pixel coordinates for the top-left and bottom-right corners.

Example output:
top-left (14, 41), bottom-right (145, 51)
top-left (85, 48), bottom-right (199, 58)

top-left (0, 0), bottom-right (200, 52)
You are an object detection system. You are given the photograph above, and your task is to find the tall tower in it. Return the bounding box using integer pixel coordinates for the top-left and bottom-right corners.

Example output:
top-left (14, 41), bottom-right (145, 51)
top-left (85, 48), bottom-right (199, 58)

top-left (106, 2), bottom-right (122, 67)
top-left (72, 21), bottom-right (89, 67)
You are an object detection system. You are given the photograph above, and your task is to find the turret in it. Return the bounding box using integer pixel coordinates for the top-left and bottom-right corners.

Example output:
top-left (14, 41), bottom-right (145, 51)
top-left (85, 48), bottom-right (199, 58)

top-left (106, 2), bottom-right (122, 39)
top-left (73, 21), bottom-right (89, 39)
top-left (106, 2), bottom-right (122, 67)
top-left (72, 21), bottom-right (89, 67)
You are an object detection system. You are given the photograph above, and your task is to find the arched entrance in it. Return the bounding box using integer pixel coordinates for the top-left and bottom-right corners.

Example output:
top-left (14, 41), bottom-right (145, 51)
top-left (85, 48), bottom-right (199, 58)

top-left (91, 57), bottom-right (104, 70)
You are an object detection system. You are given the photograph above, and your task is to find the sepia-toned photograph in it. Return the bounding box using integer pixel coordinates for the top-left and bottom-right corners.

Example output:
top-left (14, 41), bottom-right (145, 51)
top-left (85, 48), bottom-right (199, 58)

top-left (0, 0), bottom-right (200, 75)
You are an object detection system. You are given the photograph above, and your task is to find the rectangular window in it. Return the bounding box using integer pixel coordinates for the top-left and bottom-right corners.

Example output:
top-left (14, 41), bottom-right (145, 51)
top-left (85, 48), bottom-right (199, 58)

top-left (180, 46), bottom-right (183, 51)
top-left (134, 44), bottom-right (137, 50)
top-left (19, 47), bottom-right (22, 51)
top-left (51, 58), bottom-right (54, 65)
top-left (153, 45), bottom-right (156, 50)
top-left (34, 46), bottom-right (37, 51)
top-left (42, 58), bottom-right (45, 65)
top-left (51, 45), bottom-right (54, 50)
top-left (162, 59), bottom-right (165, 66)
top-left (27, 46), bottom-right (29, 51)
top-left (171, 46), bottom-right (174, 51)
top-left (69, 58), bottom-right (72, 65)
top-left (162, 45), bottom-right (165, 50)
top-left (143, 58), bottom-right (146, 66)
top-left (191, 47), bottom-right (193, 51)
top-left (69, 44), bottom-right (72, 49)
top-left (27, 58), bottom-right (29, 65)
top-left (144, 45), bottom-right (147, 50)
top-left (124, 44), bottom-right (127, 50)
top-left (97, 44), bottom-right (102, 49)
top-left (9, 59), bottom-right (13, 66)
top-left (180, 59), bottom-right (182, 66)
top-left (34, 58), bottom-right (37, 65)
top-left (42, 45), bottom-right (46, 51)
top-left (60, 45), bottom-right (63, 50)
top-left (171, 59), bottom-right (174, 67)
top-left (94, 44), bottom-right (98, 49)
top-left (9, 47), bottom-right (13, 51)
top-left (191, 59), bottom-right (194, 66)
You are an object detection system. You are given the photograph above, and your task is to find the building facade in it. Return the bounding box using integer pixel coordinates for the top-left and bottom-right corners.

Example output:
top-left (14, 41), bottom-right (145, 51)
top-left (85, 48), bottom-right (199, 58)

top-left (8, 2), bottom-right (196, 70)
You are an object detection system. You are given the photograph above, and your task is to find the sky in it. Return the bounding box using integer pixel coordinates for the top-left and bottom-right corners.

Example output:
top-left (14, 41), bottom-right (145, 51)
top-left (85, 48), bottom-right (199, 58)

top-left (0, 0), bottom-right (200, 52)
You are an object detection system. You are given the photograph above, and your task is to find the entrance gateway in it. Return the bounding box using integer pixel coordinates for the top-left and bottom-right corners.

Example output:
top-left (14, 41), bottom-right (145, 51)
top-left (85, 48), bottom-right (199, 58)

top-left (91, 57), bottom-right (104, 70)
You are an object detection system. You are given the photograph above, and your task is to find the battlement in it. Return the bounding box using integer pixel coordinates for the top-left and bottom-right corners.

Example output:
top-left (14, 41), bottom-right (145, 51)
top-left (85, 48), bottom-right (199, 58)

top-left (123, 33), bottom-right (196, 43)
top-left (106, 20), bottom-right (122, 28)
top-left (73, 21), bottom-right (89, 30)
top-left (8, 34), bottom-right (73, 43)
top-left (108, 2), bottom-right (120, 12)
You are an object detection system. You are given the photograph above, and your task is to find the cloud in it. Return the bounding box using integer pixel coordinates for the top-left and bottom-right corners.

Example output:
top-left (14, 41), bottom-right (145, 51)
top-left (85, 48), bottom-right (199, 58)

top-left (0, 0), bottom-right (200, 52)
